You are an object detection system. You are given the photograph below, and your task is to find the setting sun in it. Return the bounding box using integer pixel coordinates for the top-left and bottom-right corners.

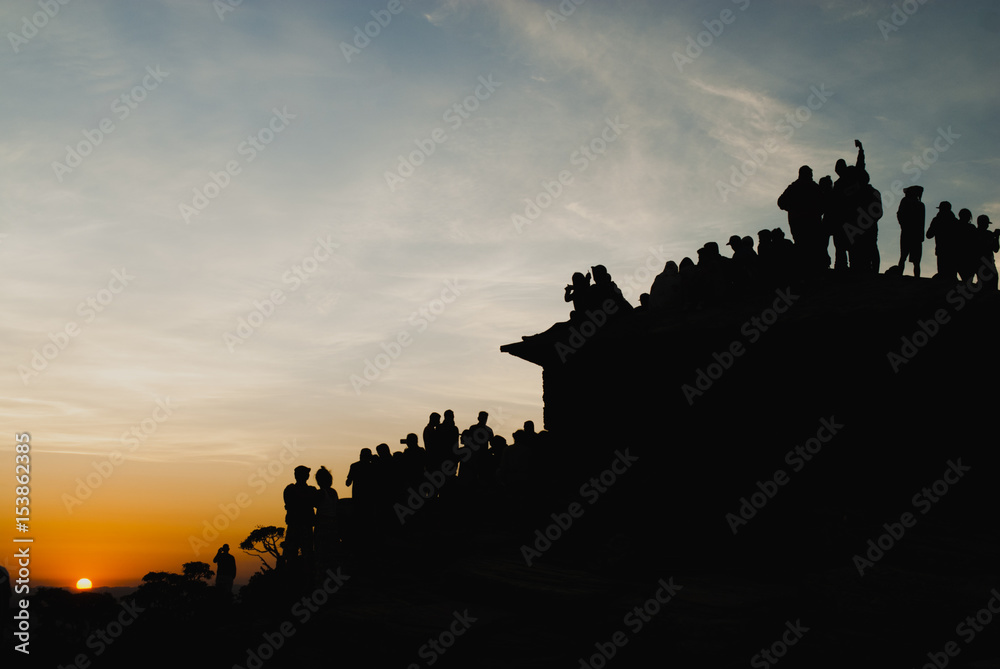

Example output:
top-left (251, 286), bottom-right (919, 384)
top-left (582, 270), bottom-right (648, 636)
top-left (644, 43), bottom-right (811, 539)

top-left (76, 578), bottom-right (93, 590)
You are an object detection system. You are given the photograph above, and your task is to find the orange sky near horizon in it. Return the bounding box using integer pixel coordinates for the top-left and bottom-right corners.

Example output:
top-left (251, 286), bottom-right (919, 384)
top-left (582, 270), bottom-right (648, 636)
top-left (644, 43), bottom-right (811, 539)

top-left (6, 398), bottom-right (527, 589)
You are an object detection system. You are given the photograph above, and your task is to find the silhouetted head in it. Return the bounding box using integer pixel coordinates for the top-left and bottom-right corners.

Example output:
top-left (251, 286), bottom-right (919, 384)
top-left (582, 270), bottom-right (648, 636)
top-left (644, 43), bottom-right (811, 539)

top-left (294, 465), bottom-right (311, 483)
top-left (938, 201), bottom-right (952, 212)
top-left (428, 412), bottom-right (440, 425)
top-left (819, 175), bottom-right (833, 190)
top-left (316, 466), bottom-right (332, 489)
top-left (726, 235), bottom-right (742, 250)
top-left (524, 420), bottom-right (535, 434)
top-left (665, 260), bottom-right (678, 275)
top-left (959, 208), bottom-right (972, 223)
top-left (798, 165), bottom-right (812, 180)
top-left (571, 271), bottom-right (589, 287)
top-left (359, 448), bottom-right (373, 461)
top-left (220, 544), bottom-right (229, 553)
top-left (591, 265), bottom-right (611, 283)
top-left (772, 228), bottom-right (786, 240)
top-left (679, 257), bottom-right (694, 272)
top-left (443, 409), bottom-right (455, 424)
top-left (978, 215), bottom-right (991, 230)
top-left (376, 443), bottom-right (391, 459)
top-left (704, 241), bottom-right (720, 256)
top-left (835, 158), bottom-right (847, 176)
top-left (903, 185), bottom-right (923, 200)
top-left (758, 229), bottom-right (772, 244)
top-left (402, 433), bottom-right (419, 449)
top-left (741, 236), bottom-right (754, 250)
top-left (478, 411), bottom-right (488, 424)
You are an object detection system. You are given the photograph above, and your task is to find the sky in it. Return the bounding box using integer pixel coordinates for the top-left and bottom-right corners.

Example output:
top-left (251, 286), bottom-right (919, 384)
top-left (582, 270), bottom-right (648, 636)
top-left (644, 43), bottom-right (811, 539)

top-left (2, 0), bottom-right (998, 588)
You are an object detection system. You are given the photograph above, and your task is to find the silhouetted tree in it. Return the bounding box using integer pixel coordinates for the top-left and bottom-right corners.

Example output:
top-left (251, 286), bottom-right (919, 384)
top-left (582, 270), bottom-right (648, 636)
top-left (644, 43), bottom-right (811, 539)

top-left (240, 525), bottom-right (284, 572)
top-left (182, 561), bottom-right (214, 582)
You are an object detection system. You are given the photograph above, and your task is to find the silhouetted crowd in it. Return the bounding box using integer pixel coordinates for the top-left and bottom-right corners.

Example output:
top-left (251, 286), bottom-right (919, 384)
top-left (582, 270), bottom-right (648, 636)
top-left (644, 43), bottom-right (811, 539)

top-left (278, 411), bottom-right (557, 574)
top-left (559, 140), bottom-right (998, 317)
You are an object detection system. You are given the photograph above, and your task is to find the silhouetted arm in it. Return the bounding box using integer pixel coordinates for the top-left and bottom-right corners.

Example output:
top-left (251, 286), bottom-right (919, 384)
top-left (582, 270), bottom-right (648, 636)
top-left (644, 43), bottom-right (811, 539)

top-left (854, 140), bottom-right (865, 170)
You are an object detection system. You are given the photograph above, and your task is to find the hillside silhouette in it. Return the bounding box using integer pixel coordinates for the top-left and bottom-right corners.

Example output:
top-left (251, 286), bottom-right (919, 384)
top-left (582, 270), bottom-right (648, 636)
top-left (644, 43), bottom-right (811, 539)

top-left (14, 146), bottom-right (1000, 668)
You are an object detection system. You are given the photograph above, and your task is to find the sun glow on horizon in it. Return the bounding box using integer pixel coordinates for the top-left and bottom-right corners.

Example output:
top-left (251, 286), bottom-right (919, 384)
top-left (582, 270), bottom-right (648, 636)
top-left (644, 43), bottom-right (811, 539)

top-left (76, 578), bottom-right (93, 590)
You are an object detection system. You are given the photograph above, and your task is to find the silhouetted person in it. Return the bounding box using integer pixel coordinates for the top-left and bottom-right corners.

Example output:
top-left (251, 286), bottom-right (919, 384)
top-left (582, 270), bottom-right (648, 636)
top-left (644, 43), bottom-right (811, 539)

top-left (896, 185), bottom-right (925, 277)
top-left (927, 201), bottom-right (960, 280)
top-left (373, 442), bottom-right (399, 522)
top-left (346, 448), bottom-right (375, 501)
top-left (778, 165), bottom-right (825, 269)
top-left (589, 264), bottom-right (633, 313)
top-left (678, 256), bottom-right (703, 310)
top-left (852, 181), bottom-right (882, 274)
top-left (817, 175), bottom-right (835, 266)
top-left (956, 208), bottom-right (979, 282)
top-left (400, 433), bottom-right (427, 489)
top-left (975, 215), bottom-right (999, 290)
top-left (832, 140), bottom-right (868, 269)
top-left (283, 465), bottom-right (316, 568)
top-left (649, 260), bottom-right (681, 310)
top-left (213, 544), bottom-right (236, 594)
top-left (472, 411), bottom-right (494, 444)
top-left (727, 235), bottom-right (759, 290)
top-left (697, 241), bottom-right (733, 300)
top-left (423, 412), bottom-right (447, 473)
top-left (498, 429), bottom-right (533, 491)
top-left (564, 271), bottom-right (592, 320)
top-left (771, 228), bottom-right (795, 283)
top-left (312, 466), bottom-right (339, 567)
top-left (756, 230), bottom-right (777, 287)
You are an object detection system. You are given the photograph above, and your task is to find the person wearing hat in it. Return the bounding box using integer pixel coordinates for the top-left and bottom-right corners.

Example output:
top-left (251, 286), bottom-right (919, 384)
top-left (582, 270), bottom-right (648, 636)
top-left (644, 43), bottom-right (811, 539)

top-left (896, 185), bottom-right (925, 277)
top-left (926, 201), bottom-right (959, 281)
